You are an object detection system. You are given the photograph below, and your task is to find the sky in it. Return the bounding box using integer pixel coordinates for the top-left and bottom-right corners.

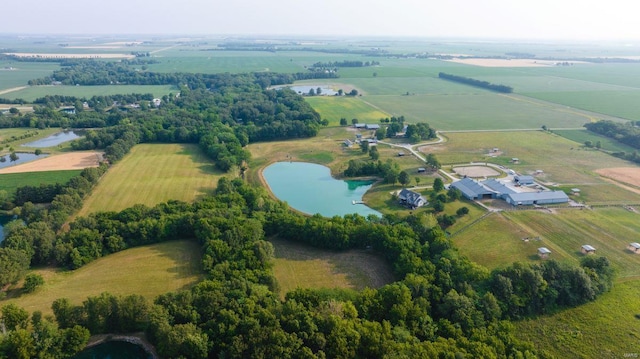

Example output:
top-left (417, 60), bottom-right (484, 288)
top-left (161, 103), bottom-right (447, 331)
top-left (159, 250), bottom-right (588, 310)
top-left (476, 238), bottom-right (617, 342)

top-left (2, 0), bottom-right (639, 41)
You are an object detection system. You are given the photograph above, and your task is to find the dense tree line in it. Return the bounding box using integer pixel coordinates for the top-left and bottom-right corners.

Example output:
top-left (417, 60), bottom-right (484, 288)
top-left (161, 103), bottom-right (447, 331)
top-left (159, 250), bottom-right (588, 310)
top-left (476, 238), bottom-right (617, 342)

top-left (0, 177), bottom-right (612, 357)
top-left (405, 122), bottom-right (437, 143)
top-left (344, 159), bottom-right (402, 184)
top-left (584, 120), bottom-right (640, 164)
top-left (438, 72), bottom-right (514, 93)
top-left (311, 60), bottom-right (380, 68)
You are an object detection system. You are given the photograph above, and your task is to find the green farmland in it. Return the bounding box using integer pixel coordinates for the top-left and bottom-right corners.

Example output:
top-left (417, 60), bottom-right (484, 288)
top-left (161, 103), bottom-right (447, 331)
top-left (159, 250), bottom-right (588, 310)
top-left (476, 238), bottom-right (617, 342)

top-left (0, 170), bottom-right (81, 195)
top-left (77, 143), bottom-right (222, 215)
top-left (304, 96), bottom-right (389, 126)
top-left (3, 85), bottom-right (176, 101)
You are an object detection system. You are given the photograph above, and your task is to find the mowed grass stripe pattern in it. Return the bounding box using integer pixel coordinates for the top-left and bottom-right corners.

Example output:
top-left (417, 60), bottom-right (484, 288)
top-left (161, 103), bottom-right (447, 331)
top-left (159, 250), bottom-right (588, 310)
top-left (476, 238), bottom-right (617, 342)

top-left (6, 240), bottom-right (203, 315)
top-left (78, 143), bottom-right (221, 215)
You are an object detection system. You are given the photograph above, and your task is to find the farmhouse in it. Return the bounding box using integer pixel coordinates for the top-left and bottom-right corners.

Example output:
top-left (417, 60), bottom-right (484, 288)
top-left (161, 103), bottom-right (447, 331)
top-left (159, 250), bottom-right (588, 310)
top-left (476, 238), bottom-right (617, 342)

top-left (450, 177), bottom-right (494, 200)
top-left (504, 191), bottom-right (569, 206)
top-left (581, 245), bottom-right (596, 254)
top-left (538, 247), bottom-right (551, 259)
top-left (628, 243), bottom-right (640, 253)
top-left (514, 175), bottom-right (535, 185)
top-left (398, 189), bottom-right (427, 209)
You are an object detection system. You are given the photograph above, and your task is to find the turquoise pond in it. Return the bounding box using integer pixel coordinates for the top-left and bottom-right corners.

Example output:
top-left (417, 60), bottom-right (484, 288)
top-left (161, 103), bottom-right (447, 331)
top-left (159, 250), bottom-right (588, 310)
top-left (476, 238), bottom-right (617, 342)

top-left (262, 162), bottom-right (380, 217)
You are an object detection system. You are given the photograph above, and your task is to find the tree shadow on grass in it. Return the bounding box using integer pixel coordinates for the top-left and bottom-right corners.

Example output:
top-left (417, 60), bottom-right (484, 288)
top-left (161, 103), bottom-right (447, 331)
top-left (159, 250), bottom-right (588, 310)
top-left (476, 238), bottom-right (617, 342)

top-left (147, 240), bottom-right (205, 292)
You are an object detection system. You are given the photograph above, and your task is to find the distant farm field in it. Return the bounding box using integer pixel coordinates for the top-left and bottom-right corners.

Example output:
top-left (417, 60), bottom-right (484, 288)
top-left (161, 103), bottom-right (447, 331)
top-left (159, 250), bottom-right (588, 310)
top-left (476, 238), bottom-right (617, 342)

top-left (0, 62), bottom-right (60, 92)
top-left (0, 170), bottom-right (81, 195)
top-left (553, 129), bottom-right (638, 153)
top-left (3, 85), bottom-right (176, 101)
top-left (78, 144), bottom-right (221, 215)
top-left (270, 237), bottom-right (395, 299)
top-left (3, 240), bottom-right (203, 315)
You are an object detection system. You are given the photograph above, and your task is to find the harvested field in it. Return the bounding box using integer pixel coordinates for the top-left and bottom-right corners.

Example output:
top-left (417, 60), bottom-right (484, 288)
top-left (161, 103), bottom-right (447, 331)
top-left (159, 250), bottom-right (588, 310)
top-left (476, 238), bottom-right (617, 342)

top-left (0, 151), bottom-right (102, 174)
top-left (453, 165), bottom-right (500, 178)
top-left (595, 167), bottom-right (640, 188)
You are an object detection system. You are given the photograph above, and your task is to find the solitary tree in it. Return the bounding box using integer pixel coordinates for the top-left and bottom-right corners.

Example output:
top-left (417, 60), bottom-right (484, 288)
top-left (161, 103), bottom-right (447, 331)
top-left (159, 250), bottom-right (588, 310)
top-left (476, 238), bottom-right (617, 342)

top-left (338, 89), bottom-right (343, 96)
top-left (23, 273), bottom-right (44, 293)
top-left (399, 171), bottom-right (410, 187)
top-left (352, 118), bottom-right (359, 125)
top-left (339, 118), bottom-right (348, 126)
top-left (9, 152), bottom-right (19, 164)
top-left (415, 177), bottom-right (421, 186)
top-left (433, 178), bottom-right (444, 192)
top-left (349, 89), bottom-right (359, 96)
top-left (316, 87), bottom-right (322, 95)
top-left (308, 88), bottom-right (315, 96)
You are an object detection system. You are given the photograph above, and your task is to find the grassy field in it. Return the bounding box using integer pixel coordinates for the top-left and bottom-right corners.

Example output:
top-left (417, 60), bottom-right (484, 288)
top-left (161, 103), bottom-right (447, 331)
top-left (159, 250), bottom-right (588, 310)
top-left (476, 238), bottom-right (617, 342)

top-left (0, 170), bottom-right (81, 195)
top-left (77, 143), bottom-right (222, 215)
top-left (0, 62), bottom-right (60, 92)
top-left (453, 208), bottom-right (640, 277)
top-left (553, 129), bottom-right (638, 153)
top-left (3, 85), bottom-right (177, 101)
top-left (304, 96), bottom-right (389, 126)
top-left (515, 280), bottom-right (640, 358)
top-left (270, 237), bottom-right (395, 299)
top-left (3, 240), bottom-right (203, 315)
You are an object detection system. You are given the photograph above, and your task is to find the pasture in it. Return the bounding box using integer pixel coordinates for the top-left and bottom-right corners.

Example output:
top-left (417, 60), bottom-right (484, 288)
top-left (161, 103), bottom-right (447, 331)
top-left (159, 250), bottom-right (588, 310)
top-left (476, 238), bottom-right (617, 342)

top-left (3, 240), bottom-right (203, 315)
top-left (0, 170), bottom-right (81, 195)
top-left (515, 280), bottom-right (640, 358)
top-left (2, 85), bottom-right (176, 101)
top-left (270, 237), bottom-right (395, 299)
top-left (553, 129), bottom-right (638, 153)
top-left (77, 144), bottom-right (221, 215)
top-left (452, 208), bottom-right (640, 278)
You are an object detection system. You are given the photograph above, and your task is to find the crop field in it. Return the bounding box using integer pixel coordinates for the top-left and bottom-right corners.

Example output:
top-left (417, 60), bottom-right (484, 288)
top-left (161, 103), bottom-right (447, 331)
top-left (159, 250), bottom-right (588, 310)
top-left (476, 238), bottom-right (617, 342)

top-left (270, 237), bottom-right (395, 298)
top-left (0, 170), bottom-right (81, 195)
top-left (77, 144), bottom-right (221, 215)
top-left (523, 90), bottom-right (640, 120)
top-left (3, 240), bottom-right (203, 315)
top-left (3, 85), bottom-right (176, 101)
top-left (515, 280), bottom-right (640, 358)
top-left (0, 61), bottom-right (60, 92)
top-left (304, 96), bottom-right (389, 126)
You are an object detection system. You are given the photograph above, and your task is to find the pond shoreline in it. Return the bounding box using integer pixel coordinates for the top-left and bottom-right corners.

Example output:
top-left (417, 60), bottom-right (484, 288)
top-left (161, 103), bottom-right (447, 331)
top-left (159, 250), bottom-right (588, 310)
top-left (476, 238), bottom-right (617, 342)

top-left (84, 333), bottom-right (159, 359)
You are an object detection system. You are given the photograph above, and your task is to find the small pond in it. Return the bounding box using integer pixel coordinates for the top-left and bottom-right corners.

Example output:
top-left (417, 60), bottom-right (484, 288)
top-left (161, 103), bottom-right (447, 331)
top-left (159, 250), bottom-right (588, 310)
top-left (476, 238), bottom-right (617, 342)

top-left (72, 341), bottom-right (152, 359)
top-left (287, 85), bottom-right (338, 96)
top-left (262, 161), bottom-right (380, 217)
top-left (22, 130), bottom-right (85, 148)
top-left (0, 152), bottom-right (48, 169)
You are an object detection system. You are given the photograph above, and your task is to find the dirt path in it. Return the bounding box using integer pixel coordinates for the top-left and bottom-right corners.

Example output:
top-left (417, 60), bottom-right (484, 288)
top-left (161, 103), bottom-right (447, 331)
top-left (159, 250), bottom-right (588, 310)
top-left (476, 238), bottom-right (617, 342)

top-left (0, 86), bottom-right (27, 96)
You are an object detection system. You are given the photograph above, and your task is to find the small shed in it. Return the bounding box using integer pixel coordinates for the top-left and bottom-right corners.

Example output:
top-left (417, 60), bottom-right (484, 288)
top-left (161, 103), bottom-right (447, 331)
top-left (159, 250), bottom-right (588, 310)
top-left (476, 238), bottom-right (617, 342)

top-left (343, 139), bottom-right (353, 147)
top-left (514, 175), bottom-right (535, 185)
top-left (628, 242), bottom-right (640, 253)
top-left (511, 157), bottom-right (519, 163)
top-left (417, 167), bottom-right (426, 173)
top-left (571, 188), bottom-right (581, 194)
top-left (397, 152), bottom-right (405, 157)
top-left (581, 245), bottom-right (596, 254)
top-left (537, 247), bottom-right (551, 259)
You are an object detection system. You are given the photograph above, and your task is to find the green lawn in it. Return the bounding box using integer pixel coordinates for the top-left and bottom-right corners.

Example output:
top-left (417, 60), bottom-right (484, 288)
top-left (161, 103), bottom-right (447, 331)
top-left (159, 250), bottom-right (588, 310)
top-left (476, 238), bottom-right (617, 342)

top-left (553, 129), bottom-right (638, 153)
top-left (3, 240), bottom-right (203, 315)
top-left (78, 143), bottom-right (222, 215)
top-left (0, 170), bottom-right (81, 195)
top-left (305, 96), bottom-right (390, 126)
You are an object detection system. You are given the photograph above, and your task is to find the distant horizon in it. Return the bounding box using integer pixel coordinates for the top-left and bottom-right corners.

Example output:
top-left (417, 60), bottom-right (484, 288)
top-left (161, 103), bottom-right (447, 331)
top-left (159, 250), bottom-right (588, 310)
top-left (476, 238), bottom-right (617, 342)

top-left (3, 0), bottom-right (640, 43)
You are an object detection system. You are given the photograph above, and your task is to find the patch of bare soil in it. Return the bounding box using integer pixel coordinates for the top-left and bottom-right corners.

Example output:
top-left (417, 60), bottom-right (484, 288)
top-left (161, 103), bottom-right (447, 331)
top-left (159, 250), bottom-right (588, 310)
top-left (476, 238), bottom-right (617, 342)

top-left (453, 166), bottom-right (499, 178)
top-left (0, 151), bottom-right (103, 174)
top-left (417, 144), bottom-right (445, 153)
top-left (596, 167), bottom-right (640, 188)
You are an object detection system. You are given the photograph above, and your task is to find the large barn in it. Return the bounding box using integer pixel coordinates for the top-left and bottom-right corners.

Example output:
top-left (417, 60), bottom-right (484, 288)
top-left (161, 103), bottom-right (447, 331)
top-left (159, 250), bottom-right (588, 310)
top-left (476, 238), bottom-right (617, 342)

top-left (450, 177), bottom-right (569, 206)
top-left (450, 177), bottom-right (495, 200)
top-left (504, 191), bottom-right (569, 206)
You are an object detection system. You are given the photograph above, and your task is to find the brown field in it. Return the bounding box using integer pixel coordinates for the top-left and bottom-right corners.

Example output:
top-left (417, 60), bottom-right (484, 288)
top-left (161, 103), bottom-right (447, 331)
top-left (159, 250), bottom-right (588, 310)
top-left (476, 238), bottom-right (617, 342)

top-left (453, 165), bottom-right (500, 177)
top-left (0, 151), bottom-right (102, 174)
top-left (3, 52), bottom-right (135, 59)
top-left (595, 167), bottom-right (640, 188)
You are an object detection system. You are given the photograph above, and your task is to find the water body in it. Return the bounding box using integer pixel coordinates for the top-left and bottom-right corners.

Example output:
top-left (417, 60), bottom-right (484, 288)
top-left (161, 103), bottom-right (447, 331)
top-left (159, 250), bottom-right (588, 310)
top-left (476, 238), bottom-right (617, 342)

top-left (0, 215), bottom-right (15, 242)
top-left (287, 85), bottom-right (338, 96)
top-left (22, 130), bottom-right (84, 148)
top-left (0, 152), bottom-right (48, 169)
top-left (72, 341), bottom-right (152, 359)
top-left (262, 161), bottom-right (380, 217)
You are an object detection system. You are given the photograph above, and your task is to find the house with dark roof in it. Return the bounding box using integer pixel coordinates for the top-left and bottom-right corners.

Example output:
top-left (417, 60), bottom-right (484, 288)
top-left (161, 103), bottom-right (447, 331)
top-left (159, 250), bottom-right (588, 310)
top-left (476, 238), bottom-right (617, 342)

top-left (450, 177), bottom-right (494, 200)
top-left (398, 189), bottom-right (427, 209)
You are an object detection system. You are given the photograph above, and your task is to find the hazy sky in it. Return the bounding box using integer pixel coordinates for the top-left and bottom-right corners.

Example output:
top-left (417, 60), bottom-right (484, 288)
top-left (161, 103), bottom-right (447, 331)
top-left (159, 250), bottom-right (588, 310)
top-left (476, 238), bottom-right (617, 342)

top-left (3, 0), bottom-right (638, 41)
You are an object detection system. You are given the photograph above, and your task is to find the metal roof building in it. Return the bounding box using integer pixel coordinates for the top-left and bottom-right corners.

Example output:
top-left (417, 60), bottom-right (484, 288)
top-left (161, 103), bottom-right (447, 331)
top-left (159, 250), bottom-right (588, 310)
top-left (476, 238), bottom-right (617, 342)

top-left (504, 191), bottom-right (569, 206)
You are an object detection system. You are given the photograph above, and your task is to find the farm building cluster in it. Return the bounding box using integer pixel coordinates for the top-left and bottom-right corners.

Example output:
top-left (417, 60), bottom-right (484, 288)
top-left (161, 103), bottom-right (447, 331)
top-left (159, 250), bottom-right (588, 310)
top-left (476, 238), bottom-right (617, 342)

top-left (450, 176), bottom-right (569, 206)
